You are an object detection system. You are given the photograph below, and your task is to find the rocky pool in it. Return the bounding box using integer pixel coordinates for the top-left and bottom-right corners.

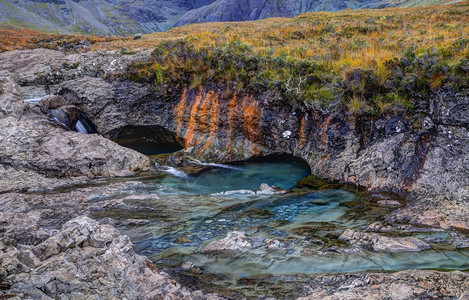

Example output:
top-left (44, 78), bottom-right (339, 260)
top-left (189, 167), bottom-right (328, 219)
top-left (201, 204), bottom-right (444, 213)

top-left (90, 155), bottom-right (469, 298)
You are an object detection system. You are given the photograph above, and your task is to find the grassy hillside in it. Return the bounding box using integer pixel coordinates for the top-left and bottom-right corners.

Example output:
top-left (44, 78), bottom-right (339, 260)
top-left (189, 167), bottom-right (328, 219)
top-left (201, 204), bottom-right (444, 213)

top-left (1, 2), bottom-right (467, 115)
top-left (102, 1), bottom-right (468, 114)
top-left (0, 26), bottom-right (122, 53)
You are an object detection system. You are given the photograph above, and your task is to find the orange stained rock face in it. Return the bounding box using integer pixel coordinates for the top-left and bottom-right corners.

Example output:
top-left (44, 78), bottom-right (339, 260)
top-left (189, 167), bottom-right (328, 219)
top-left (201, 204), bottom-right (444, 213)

top-left (199, 93), bottom-right (220, 153)
top-left (174, 88), bottom-right (187, 143)
top-left (196, 90), bottom-right (214, 137)
top-left (298, 115), bottom-right (307, 149)
top-left (174, 88), bottom-right (262, 154)
top-left (242, 96), bottom-right (262, 154)
top-left (184, 90), bottom-right (203, 147)
top-left (226, 93), bottom-right (238, 148)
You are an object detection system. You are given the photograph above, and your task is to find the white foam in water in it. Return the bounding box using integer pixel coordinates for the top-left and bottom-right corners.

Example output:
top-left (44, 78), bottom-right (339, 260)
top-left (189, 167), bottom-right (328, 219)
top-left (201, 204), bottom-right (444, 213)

top-left (190, 159), bottom-right (242, 170)
top-left (75, 120), bottom-right (88, 134)
top-left (211, 190), bottom-right (256, 197)
top-left (155, 163), bottom-right (190, 178)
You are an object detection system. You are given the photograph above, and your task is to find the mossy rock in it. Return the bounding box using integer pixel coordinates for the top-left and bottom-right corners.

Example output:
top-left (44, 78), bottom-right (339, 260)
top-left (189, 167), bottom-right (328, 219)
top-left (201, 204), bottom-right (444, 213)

top-left (292, 174), bottom-right (340, 191)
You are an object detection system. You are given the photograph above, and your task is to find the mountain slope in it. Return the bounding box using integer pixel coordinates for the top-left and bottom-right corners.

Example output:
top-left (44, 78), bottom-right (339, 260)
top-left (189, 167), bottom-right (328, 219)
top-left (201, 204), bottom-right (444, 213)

top-left (0, 0), bottom-right (215, 36)
top-left (175, 0), bottom-right (462, 26)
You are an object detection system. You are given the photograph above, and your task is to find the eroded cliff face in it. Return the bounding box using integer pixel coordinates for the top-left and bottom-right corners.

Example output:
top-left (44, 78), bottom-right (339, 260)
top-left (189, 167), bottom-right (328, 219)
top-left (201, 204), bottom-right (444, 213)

top-left (44, 52), bottom-right (467, 233)
top-left (0, 48), bottom-right (468, 299)
top-left (58, 77), bottom-right (468, 197)
top-left (1, 48), bottom-right (466, 226)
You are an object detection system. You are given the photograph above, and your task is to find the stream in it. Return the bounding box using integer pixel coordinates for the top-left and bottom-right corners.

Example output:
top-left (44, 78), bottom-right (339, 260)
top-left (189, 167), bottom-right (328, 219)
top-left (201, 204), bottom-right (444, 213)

top-left (90, 154), bottom-right (469, 298)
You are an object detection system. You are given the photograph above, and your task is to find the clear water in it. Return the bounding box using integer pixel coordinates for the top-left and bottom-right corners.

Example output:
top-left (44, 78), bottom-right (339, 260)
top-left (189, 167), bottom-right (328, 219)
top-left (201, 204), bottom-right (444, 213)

top-left (158, 159), bottom-right (312, 194)
top-left (90, 158), bottom-right (469, 298)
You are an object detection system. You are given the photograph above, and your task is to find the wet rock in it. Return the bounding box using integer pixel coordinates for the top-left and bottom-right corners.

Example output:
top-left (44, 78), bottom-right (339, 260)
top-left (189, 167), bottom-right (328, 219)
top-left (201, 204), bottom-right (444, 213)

top-left (339, 229), bottom-right (430, 252)
top-left (266, 239), bottom-right (282, 251)
top-left (384, 116), bottom-right (407, 136)
top-left (256, 183), bottom-right (286, 195)
top-left (47, 105), bottom-right (81, 130)
top-left (202, 231), bottom-right (252, 253)
top-left (181, 262), bottom-right (195, 270)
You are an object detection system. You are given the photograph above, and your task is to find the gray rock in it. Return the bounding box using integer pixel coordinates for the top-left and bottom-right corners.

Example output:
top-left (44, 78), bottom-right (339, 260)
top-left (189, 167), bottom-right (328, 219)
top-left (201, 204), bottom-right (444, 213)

top-left (2, 216), bottom-right (223, 299)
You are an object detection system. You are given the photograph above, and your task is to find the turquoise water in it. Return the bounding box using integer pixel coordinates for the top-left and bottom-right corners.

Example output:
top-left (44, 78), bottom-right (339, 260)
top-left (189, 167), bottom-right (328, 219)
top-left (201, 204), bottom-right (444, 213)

top-left (92, 157), bottom-right (469, 297)
top-left (158, 158), bottom-right (311, 194)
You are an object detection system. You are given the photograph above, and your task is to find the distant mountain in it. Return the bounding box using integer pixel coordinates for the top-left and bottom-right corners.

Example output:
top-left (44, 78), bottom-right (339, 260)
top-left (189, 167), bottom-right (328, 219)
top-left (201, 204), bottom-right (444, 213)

top-left (0, 0), bottom-right (215, 36)
top-left (0, 0), bottom-right (459, 35)
top-left (175, 0), bottom-right (460, 27)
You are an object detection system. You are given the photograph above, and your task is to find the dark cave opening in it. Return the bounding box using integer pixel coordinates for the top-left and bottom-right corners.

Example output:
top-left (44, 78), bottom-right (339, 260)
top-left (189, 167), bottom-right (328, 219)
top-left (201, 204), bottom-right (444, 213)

top-left (111, 125), bottom-right (183, 156)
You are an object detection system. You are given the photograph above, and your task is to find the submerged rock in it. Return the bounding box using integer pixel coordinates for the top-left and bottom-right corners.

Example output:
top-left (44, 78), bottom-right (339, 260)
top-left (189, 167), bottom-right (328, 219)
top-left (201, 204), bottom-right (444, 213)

top-left (339, 229), bottom-right (431, 252)
top-left (202, 231), bottom-right (253, 253)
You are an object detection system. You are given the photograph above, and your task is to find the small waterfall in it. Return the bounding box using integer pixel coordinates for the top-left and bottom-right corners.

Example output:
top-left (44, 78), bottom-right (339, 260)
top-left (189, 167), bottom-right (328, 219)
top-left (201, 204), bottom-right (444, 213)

top-left (75, 120), bottom-right (88, 134)
top-left (189, 159), bottom-right (242, 170)
top-left (155, 163), bottom-right (190, 178)
top-left (77, 113), bottom-right (98, 134)
top-left (51, 116), bottom-right (71, 130)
